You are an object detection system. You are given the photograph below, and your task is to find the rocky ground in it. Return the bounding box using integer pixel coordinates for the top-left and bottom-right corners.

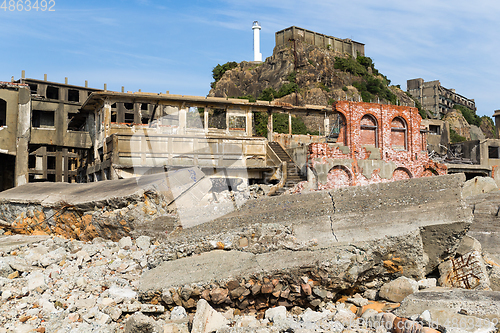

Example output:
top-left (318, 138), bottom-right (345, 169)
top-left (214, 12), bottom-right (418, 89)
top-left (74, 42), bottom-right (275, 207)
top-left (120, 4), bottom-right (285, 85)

top-left (0, 234), bottom-right (499, 333)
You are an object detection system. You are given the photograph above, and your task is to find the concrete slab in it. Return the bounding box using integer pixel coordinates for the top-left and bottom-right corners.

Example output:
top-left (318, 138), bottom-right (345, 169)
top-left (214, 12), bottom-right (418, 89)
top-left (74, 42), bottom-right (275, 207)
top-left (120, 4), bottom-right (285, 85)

top-left (0, 168), bottom-right (212, 240)
top-left (0, 167), bottom-right (207, 210)
top-left (159, 174), bottom-right (471, 275)
top-left (395, 287), bottom-right (500, 322)
top-left (0, 235), bottom-right (49, 253)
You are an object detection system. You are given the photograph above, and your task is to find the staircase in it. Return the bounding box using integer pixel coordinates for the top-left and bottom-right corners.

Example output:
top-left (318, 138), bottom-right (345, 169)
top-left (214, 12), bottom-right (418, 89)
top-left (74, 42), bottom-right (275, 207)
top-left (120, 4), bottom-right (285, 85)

top-left (268, 142), bottom-right (307, 192)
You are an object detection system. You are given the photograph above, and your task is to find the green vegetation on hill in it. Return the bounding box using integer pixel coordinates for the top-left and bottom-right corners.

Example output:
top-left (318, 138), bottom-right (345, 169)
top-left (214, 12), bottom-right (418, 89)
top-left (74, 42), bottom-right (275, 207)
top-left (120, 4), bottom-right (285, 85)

top-left (450, 128), bottom-right (467, 143)
top-left (211, 61), bottom-right (238, 88)
top-left (257, 83), bottom-right (299, 102)
top-left (253, 112), bottom-right (318, 137)
top-left (334, 53), bottom-right (396, 104)
top-left (453, 104), bottom-right (481, 127)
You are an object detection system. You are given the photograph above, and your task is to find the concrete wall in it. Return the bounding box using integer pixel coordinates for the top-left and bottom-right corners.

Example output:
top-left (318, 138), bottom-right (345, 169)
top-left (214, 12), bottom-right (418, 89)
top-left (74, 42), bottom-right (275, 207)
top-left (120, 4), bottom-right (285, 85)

top-left (421, 119), bottom-right (449, 154)
top-left (306, 101), bottom-right (447, 190)
top-left (407, 78), bottom-right (476, 118)
top-left (275, 26), bottom-right (365, 57)
top-left (0, 86), bottom-right (21, 155)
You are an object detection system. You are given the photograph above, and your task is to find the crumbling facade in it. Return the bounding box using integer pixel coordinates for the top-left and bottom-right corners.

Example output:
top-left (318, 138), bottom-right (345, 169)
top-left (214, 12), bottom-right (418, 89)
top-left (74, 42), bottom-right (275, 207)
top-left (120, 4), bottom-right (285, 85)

top-left (407, 78), bottom-right (476, 118)
top-left (305, 101), bottom-right (447, 189)
top-left (0, 74), bottom-right (99, 191)
top-left (275, 26), bottom-right (364, 57)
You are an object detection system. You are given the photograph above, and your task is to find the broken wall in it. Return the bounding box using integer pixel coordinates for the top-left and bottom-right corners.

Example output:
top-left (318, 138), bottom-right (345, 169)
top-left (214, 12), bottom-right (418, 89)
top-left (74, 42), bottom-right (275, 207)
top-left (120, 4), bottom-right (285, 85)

top-left (306, 101), bottom-right (446, 189)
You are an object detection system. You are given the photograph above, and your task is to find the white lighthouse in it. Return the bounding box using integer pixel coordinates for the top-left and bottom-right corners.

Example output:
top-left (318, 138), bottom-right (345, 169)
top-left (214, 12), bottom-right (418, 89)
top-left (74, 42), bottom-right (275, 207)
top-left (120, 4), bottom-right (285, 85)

top-left (252, 21), bottom-right (262, 62)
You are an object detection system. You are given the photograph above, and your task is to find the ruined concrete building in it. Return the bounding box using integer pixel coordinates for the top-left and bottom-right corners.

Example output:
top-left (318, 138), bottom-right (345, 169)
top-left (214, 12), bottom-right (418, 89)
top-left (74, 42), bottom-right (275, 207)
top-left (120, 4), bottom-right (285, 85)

top-left (1, 72), bottom-right (449, 193)
top-left (275, 26), bottom-right (364, 57)
top-left (407, 78), bottom-right (476, 118)
top-left (0, 74), bottom-right (99, 190)
top-left (304, 101), bottom-right (447, 189)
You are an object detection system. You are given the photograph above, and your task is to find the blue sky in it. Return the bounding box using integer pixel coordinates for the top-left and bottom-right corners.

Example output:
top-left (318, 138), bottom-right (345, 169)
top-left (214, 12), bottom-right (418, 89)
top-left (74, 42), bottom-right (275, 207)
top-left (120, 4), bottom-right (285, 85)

top-left (1, 0), bottom-right (499, 117)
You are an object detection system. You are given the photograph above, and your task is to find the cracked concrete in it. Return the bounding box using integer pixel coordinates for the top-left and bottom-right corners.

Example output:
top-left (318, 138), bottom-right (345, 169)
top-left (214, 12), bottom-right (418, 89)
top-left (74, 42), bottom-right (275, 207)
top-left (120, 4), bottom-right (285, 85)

top-left (140, 174), bottom-right (472, 303)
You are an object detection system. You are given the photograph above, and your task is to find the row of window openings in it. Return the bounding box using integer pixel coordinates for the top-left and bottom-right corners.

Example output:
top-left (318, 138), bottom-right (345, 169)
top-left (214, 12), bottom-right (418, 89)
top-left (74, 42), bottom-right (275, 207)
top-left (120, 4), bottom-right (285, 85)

top-left (28, 155), bottom-right (77, 170)
top-left (29, 84), bottom-right (90, 103)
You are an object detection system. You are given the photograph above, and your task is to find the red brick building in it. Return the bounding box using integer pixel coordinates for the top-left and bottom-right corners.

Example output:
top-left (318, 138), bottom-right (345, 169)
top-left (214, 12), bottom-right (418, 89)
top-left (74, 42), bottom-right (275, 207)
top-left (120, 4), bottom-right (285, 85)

top-left (306, 101), bottom-right (446, 189)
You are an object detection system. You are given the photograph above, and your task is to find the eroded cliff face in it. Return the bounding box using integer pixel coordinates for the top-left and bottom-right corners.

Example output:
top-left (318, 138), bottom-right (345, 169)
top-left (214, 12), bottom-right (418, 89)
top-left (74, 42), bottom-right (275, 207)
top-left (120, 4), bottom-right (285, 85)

top-left (443, 109), bottom-right (472, 140)
top-left (208, 41), bottom-right (413, 107)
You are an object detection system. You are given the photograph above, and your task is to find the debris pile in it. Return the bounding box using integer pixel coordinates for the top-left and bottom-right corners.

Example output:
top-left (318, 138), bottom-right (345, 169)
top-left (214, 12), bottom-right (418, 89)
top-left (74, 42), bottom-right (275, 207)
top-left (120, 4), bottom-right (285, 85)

top-left (0, 235), bottom-right (499, 333)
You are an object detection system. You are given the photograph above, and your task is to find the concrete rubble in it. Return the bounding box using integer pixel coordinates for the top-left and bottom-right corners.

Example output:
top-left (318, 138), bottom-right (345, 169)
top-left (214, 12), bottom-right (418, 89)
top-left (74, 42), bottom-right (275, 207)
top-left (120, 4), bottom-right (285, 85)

top-left (0, 173), bottom-right (499, 332)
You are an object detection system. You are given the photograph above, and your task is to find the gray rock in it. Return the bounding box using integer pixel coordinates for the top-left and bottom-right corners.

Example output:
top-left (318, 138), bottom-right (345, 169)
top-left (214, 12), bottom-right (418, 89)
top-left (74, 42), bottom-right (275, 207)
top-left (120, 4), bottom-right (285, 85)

top-left (300, 308), bottom-right (330, 322)
top-left (417, 278), bottom-right (436, 290)
top-left (379, 276), bottom-right (418, 302)
top-left (265, 306), bottom-right (287, 322)
top-left (0, 259), bottom-right (14, 278)
top-left (170, 306), bottom-right (187, 321)
top-left (136, 236), bottom-right (151, 251)
top-left (119, 237), bottom-right (133, 250)
top-left (125, 312), bottom-right (161, 333)
top-left (191, 299), bottom-right (228, 333)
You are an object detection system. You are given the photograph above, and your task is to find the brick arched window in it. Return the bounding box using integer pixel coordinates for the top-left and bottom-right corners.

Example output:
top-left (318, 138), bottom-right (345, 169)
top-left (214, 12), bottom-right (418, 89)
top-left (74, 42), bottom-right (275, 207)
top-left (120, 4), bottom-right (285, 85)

top-left (391, 117), bottom-right (407, 150)
top-left (360, 114), bottom-right (378, 147)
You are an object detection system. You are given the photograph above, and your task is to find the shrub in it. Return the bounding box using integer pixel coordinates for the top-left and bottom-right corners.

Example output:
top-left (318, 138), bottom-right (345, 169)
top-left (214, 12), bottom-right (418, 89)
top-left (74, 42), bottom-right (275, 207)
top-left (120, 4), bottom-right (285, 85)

top-left (258, 88), bottom-right (277, 101)
top-left (453, 104), bottom-right (481, 127)
top-left (253, 112), bottom-right (314, 136)
top-left (276, 82), bottom-right (299, 98)
top-left (334, 56), bottom-right (367, 76)
top-left (212, 61), bottom-right (238, 85)
top-left (237, 95), bottom-right (256, 102)
top-left (319, 82), bottom-right (330, 92)
top-left (287, 71), bottom-right (297, 83)
top-left (450, 128), bottom-right (467, 143)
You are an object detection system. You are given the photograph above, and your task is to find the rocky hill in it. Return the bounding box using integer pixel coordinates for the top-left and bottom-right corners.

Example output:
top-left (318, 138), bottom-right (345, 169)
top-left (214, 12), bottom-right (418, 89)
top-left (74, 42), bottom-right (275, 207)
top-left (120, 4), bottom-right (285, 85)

top-left (208, 40), bottom-right (414, 109)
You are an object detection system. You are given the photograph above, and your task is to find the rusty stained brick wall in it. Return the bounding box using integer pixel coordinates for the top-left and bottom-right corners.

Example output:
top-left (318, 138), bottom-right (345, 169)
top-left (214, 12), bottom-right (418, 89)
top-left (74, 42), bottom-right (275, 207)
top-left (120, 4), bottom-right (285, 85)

top-left (306, 101), bottom-right (447, 189)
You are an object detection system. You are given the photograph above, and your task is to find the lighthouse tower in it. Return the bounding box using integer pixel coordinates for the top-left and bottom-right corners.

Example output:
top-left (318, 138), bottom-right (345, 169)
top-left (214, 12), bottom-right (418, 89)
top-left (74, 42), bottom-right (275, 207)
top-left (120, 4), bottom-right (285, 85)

top-left (252, 21), bottom-right (262, 62)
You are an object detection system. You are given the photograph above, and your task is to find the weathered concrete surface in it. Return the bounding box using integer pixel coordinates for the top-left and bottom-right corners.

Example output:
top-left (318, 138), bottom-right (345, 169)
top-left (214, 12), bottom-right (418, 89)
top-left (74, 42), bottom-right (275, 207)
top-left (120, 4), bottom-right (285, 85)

top-left (462, 176), bottom-right (498, 198)
top-left (395, 287), bottom-right (500, 321)
top-left (0, 235), bottom-right (49, 253)
top-left (0, 168), bottom-right (211, 241)
top-left (467, 191), bottom-right (500, 264)
top-left (148, 174), bottom-right (471, 274)
top-left (140, 174), bottom-right (472, 305)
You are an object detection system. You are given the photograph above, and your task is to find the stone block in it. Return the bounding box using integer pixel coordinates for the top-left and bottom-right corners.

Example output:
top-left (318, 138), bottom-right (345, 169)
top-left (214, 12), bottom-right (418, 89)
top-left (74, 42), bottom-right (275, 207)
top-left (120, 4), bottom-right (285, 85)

top-left (379, 277), bottom-right (418, 303)
top-left (191, 299), bottom-right (228, 333)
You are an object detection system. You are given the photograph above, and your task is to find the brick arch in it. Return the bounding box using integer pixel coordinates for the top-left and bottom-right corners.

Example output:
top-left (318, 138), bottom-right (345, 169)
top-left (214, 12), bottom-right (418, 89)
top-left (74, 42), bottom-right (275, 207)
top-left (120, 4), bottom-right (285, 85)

top-left (330, 111), bottom-right (347, 146)
top-left (423, 168), bottom-right (438, 177)
top-left (391, 116), bottom-right (407, 150)
top-left (360, 114), bottom-right (378, 147)
top-left (327, 165), bottom-right (352, 187)
top-left (392, 167), bottom-right (412, 180)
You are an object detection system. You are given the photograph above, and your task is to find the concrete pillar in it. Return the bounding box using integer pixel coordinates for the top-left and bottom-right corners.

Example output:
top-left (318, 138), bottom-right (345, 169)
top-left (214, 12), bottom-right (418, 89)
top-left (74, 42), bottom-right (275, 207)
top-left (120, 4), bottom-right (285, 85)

top-left (267, 111), bottom-right (273, 141)
top-left (179, 107), bottom-right (187, 134)
top-left (204, 107), bottom-right (209, 134)
top-left (103, 100), bottom-right (112, 139)
top-left (15, 87), bottom-right (31, 186)
top-left (288, 111), bottom-right (292, 135)
top-left (494, 110), bottom-right (500, 139)
top-left (324, 116), bottom-right (329, 137)
top-left (246, 108), bottom-right (253, 136)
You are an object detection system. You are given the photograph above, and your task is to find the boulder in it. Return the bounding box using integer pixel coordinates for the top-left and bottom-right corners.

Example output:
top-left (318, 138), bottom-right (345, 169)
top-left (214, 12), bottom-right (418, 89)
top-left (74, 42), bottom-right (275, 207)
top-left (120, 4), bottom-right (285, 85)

top-left (379, 277), bottom-right (419, 303)
top-left (124, 312), bottom-right (161, 333)
top-left (462, 177), bottom-right (498, 198)
top-left (191, 299), bottom-right (228, 333)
